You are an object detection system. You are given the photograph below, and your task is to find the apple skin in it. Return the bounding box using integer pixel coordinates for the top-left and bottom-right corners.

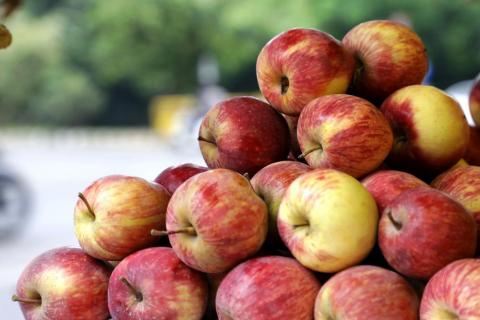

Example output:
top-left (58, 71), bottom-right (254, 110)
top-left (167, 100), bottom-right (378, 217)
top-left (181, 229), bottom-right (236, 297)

top-left (198, 96), bottom-right (290, 176)
top-left (420, 258), bottom-right (480, 319)
top-left (314, 265), bottom-right (419, 319)
top-left (216, 256), bottom-right (320, 320)
top-left (13, 247), bottom-right (110, 320)
top-left (166, 168), bottom-right (268, 273)
top-left (108, 247), bottom-right (208, 320)
top-left (469, 74), bottom-right (480, 127)
top-left (74, 175), bottom-right (170, 261)
top-left (251, 160), bottom-right (311, 246)
top-left (154, 163), bottom-right (208, 195)
top-left (297, 94), bottom-right (393, 178)
top-left (256, 28), bottom-right (355, 116)
top-left (283, 114), bottom-right (302, 159)
top-left (381, 85), bottom-right (470, 177)
top-left (378, 187), bottom-right (477, 279)
top-left (342, 19), bottom-right (428, 103)
top-left (277, 168), bottom-right (378, 273)
top-left (361, 169), bottom-right (428, 214)
top-left (465, 126), bottom-right (480, 165)
top-left (432, 165), bottom-right (480, 250)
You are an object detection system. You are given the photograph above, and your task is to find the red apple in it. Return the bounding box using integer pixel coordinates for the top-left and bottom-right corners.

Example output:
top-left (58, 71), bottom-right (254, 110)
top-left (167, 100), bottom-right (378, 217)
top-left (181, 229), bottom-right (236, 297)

top-left (198, 96), bottom-right (290, 176)
top-left (469, 74), bottom-right (480, 127)
top-left (381, 85), bottom-right (469, 177)
top-left (12, 247), bottom-right (110, 320)
top-left (297, 94), bottom-right (393, 178)
top-left (378, 187), bottom-right (476, 279)
top-left (216, 256), bottom-right (320, 320)
top-left (362, 169), bottom-right (428, 214)
top-left (154, 163), bottom-right (208, 195)
top-left (256, 28), bottom-right (355, 116)
top-left (420, 258), bottom-right (480, 319)
top-left (108, 247), bottom-right (207, 320)
top-left (465, 126), bottom-right (480, 165)
top-left (342, 19), bottom-right (428, 103)
top-left (157, 168), bottom-right (268, 273)
top-left (314, 265), bottom-right (419, 319)
top-left (251, 160), bottom-right (311, 246)
top-left (74, 175), bottom-right (170, 261)
top-left (432, 165), bottom-right (480, 250)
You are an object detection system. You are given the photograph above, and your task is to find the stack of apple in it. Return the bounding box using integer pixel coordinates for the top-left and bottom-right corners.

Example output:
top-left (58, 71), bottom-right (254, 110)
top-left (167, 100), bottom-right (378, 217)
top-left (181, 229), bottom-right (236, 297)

top-left (12, 20), bottom-right (480, 320)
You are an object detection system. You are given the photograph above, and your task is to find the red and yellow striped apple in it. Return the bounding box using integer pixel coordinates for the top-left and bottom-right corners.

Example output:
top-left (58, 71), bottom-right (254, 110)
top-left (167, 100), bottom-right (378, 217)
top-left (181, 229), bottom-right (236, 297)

top-left (12, 247), bottom-right (110, 320)
top-left (314, 265), bottom-right (419, 319)
top-left (278, 169), bottom-right (378, 273)
top-left (160, 169), bottom-right (268, 273)
top-left (198, 96), bottom-right (290, 176)
top-left (108, 247), bottom-right (207, 320)
top-left (379, 187), bottom-right (477, 279)
top-left (256, 28), bottom-right (355, 116)
top-left (216, 256), bottom-right (320, 320)
top-left (74, 175), bottom-right (170, 261)
top-left (343, 19), bottom-right (428, 103)
top-left (297, 94), bottom-right (393, 178)
top-left (381, 85), bottom-right (469, 177)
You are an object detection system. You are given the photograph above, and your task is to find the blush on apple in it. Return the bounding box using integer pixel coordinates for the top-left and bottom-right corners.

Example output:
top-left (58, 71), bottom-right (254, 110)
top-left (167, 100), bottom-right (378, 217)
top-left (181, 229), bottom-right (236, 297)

top-left (216, 256), bottom-right (320, 320)
top-left (469, 73), bottom-right (480, 128)
top-left (297, 94), bottom-right (393, 178)
top-left (378, 187), bottom-right (477, 279)
top-left (154, 163), bottom-right (208, 195)
top-left (12, 247), bottom-right (111, 320)
top-left (465, 126), bottom-right (480, 166)
top-left (342, 19), bottom-right (428, 104)
top-left (198, 96), bottom-right (290, 176)
top-left (256, 28), bottom-right (355, 116)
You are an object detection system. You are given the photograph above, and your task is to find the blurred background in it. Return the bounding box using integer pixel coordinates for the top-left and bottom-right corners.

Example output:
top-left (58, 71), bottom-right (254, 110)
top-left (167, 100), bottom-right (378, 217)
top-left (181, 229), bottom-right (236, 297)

top-left (0, 0), bottom-right (479, 318)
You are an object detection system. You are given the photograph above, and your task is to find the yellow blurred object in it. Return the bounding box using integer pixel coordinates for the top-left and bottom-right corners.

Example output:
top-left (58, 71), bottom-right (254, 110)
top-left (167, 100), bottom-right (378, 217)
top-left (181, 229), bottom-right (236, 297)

top-left (0, 24), bottom-right (12, 49)
top-left (149, 95), bottom-right (195, 138)
top-left (451, 158), bottom-right (469, 169)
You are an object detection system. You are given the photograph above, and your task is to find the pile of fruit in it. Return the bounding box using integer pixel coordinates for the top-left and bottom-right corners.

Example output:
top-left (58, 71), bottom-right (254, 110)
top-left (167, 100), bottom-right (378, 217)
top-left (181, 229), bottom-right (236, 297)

top-left (12, 19), bottom-right (480, 320)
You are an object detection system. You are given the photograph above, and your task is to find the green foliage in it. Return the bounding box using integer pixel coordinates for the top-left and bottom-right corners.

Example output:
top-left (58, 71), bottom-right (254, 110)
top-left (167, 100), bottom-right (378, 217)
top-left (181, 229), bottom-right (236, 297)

top-left (0, 0), bottom-right (479, 125)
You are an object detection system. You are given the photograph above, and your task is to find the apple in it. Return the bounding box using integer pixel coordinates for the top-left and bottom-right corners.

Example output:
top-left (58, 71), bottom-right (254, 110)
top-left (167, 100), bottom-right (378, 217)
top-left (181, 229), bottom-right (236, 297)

top-left (342, 19), bottom-right (428, 103)
top-left (465, 126), bottom-right (480, 165)
top-left (277, 168), bottom-right (378, 273)
top-left (297, 94), bottom-right (393, 178)
top-left (420, 258), bottom-right (480, 319)
top-left (154, 163), bottom-right (208, 195)
top-left (256, 28), bottom-right (355, 116)
top-left (198, 96), bottom-right (290, 176)
top-left (361, 169), bottom-right (428, 214)
top-left (469, 74), bottom-right (480, 127)
top-left (381, 85), bottom-right (469, 177)
top-left (74, 175), bottom-right (170, 261)
top-left (283, 114), bottom-right (302, 159)
top-left (378, 187), bottom-right (476, 279)
top-left (251, 160), bottom-right (311, 246)
top-left (216, 256), bottom-right (320, 320)
top-left (12, 247), bottom-right (110, 320)
top-left (431, 165), bottom-right (480, 250)
top-left (108, 247), bottom-right (207, 320)
top-left (154, 168), bottom-right (268, 273)
top-left (0, 24), bottom-right (12, 49)
top-left (314, 265), bottom-right (419, 319)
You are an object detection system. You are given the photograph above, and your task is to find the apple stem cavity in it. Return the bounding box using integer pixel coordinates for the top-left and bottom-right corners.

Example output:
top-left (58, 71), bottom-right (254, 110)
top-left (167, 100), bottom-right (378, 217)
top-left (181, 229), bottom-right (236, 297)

top-left (198, 136), bottom-right (216, 146)
top-left (119, 277), bottom-right (143, 302)
top-left (150, 227), bottom-right (196, 237)
top-left (11, 295), bottom-right (41, 305)
top-left (78, 192), bottom-right (95, 220)
top-left (280, 76), bottom-right (289, 95)
top-left (298, 145), bottom-right (323, 160)
top-left (387, 210), bottom-right (403, 231)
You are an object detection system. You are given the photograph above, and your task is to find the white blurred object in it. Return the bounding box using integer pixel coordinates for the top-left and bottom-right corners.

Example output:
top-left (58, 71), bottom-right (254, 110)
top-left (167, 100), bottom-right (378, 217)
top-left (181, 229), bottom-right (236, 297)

top-left (445, 79), bottom-right (474, 126)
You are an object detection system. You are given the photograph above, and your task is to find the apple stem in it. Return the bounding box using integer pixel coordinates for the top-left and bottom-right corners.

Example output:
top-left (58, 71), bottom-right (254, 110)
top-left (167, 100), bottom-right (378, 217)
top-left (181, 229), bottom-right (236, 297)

top-left (387, 210), bottom-right (403, 231)
top-left (298, 146), bottom-right (322, 160)
top-left (243, 172), bottom-right (250, 180)
top-left (280, 76), bottom-right (289, 95)
top-left (11, 295), bottom-right (41, 304)
top-left (198, 136), bottom-right (216, 145)
top-left (119, 277), bottom-right (143, 302)
top-left (150, 227), bottom-right (196, 236)
top-left (78, 192), bottom-right (95, 219)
